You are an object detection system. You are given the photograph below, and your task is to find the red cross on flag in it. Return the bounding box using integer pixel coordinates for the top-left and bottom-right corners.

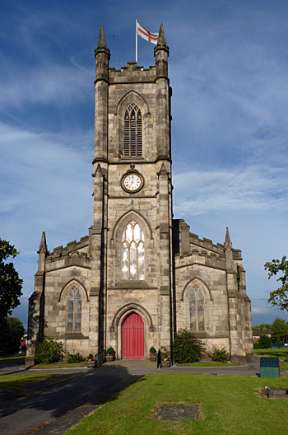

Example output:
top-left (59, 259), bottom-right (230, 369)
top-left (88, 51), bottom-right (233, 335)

top-left (136, 20), bottom-right (158, 45)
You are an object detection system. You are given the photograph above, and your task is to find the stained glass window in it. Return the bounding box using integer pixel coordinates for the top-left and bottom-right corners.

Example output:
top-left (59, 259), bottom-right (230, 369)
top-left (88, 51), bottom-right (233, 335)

top-left (66, 287), bottom-right (82, 332)
top-left (189, 288), bottom-right (205, 332)
top-left (123, 104), bottom-right (142, 157)
top-left (121, 221), bottom-right (145, 280)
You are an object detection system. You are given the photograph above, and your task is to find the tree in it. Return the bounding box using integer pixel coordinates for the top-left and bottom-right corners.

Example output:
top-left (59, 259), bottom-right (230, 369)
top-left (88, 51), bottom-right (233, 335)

top-left (0, 239), bottom-right (23, 327)
top-left (252, 323), bottom-right (272, 336)
top-left (0, 317), bottom-right (25, 355)
top-left (265, 256), bottom-right (288, 312)
top-left (271, 318), bottom-right (288, 340)
top-left (254, 335), bottom-right (272, 349)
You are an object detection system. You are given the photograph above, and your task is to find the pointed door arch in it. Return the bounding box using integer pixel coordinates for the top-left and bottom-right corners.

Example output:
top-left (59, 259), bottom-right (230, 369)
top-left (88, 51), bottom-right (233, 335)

top-left (121, 312), bottom-right (144, 359)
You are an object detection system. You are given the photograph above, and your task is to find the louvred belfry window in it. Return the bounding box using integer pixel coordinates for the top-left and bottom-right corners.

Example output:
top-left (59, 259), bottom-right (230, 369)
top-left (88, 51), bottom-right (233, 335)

top-left (123, 104), bottom-right (142, 157)
top-left (66, 287), bottom-right (82, 333)
top-left (121, 221), bottom-right (145, 280)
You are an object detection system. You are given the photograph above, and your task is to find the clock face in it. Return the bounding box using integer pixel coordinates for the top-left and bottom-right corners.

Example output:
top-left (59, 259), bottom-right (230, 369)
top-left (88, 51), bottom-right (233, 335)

top-left (122, 172), bottom-right (143, 193)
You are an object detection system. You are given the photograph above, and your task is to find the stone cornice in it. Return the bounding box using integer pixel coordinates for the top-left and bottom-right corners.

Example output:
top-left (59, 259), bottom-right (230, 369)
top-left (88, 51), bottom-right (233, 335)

top-left (175, 258), bottom-right (227, 272)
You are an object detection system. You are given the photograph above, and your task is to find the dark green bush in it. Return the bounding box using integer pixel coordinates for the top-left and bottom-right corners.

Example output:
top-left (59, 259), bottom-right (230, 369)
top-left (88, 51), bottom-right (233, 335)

top-left (0, 316), bottom-right (25, 355)
top-left (35, 339), bottom-right (64, 363)
top-left (67, 352), bottom-right (85, 363)
top-left (106, 346), bottom-right (115, 355)
top-left (209, 347), bottom-right (230, 362)
top-left (254, 335), bottom-right (272, 349)
top-left (173, 330), bottom-right (204, 363)
top-left (149, 346), bottom-right (157, 354)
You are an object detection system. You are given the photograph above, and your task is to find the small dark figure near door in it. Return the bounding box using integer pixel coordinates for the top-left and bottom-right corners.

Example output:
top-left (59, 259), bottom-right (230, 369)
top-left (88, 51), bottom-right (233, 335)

top-left (157, 349), bottom-right (162, 368)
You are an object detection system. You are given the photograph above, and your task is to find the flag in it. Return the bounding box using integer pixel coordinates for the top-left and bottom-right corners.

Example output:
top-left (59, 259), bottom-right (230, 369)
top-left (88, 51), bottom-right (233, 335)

top-left (136, 20), bottom-right (158, 45)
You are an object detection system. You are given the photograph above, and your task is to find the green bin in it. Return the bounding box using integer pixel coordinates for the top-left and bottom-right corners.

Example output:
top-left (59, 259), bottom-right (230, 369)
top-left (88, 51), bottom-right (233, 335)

top-left (260, 357), bottom-right (280, 378)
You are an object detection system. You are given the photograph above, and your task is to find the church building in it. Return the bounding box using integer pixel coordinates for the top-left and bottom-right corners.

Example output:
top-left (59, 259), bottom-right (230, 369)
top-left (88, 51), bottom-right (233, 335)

top-left (27, 26), bottom-right (253, 364)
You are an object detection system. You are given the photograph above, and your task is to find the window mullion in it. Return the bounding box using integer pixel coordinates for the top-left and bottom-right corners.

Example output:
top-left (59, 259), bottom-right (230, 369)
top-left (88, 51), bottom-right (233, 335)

top-left (129, 114), bottom-right (132, 156)
top-left (136, 241), bottom-right (139, 280)
top-left (128, 242), bottom-right (131, 279)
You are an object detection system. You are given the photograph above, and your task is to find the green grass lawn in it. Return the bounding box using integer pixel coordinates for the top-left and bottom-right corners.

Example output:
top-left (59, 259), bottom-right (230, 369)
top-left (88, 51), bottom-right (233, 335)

top-left (68, 373), bottom-right (288, 435)
top-left (254, 347), bottom-right (288, 358)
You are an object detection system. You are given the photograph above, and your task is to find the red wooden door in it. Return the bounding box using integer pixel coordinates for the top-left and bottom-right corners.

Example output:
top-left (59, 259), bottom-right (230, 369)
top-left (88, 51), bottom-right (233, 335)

top-left (121, 312), bottom-right (144, 359)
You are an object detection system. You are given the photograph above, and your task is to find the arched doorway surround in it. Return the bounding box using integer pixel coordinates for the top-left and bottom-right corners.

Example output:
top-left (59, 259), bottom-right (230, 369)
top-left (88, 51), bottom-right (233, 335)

top-left (121, 312), bottom-right (144, 359)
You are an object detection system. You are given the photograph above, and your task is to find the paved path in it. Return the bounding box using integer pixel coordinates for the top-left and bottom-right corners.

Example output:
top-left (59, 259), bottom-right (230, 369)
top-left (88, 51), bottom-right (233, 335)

top-left (0, 359), bottom-right (25, 375)
top-left (106, 358), bottom-right (261, 376)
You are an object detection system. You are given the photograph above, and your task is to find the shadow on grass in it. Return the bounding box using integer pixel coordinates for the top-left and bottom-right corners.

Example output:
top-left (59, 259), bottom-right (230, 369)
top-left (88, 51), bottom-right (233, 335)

top-left (0, 366), bottom-right (143, 434)
top-left (255, 349), bottom-right (288, 358)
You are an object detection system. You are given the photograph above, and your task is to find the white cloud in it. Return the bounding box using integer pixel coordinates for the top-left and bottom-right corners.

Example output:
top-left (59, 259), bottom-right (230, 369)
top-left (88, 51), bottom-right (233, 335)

top-left (253, 305), bottom-right (273, 316)
top-left (0, 121), bottom-right (92, 229)
top-left (0, 121), bottom-right (93, 297)
top-left (168, 16), bottom-right (288, 175)
top-left (174, 165), bottom-right (288, 216)
top-left (251, 298), bottom-right (288, 324)
top-left (0, 62), bottom-right (92, 108)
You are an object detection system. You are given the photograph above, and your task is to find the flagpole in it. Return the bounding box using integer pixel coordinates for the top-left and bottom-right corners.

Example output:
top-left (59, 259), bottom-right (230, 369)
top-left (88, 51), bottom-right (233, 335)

top-left (135, 19), bottom-right (138, 63)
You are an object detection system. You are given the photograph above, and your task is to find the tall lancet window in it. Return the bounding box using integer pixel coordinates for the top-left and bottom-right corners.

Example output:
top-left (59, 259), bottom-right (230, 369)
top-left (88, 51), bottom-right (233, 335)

top-left (123, 103), bottom-right (142, 157)
top-left (121, 221), bottom-right (145, 280)
top-left (189, 288), bottom-right (205, 332)
top-left (66, 287), bottom-right (82, 332)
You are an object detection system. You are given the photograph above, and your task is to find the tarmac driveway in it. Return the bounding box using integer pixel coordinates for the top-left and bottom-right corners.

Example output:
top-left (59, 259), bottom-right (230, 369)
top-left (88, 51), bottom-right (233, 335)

top-left (0, 358), bottom-right (25, 375)
top-left (0, 366), bottom-right (141, 435)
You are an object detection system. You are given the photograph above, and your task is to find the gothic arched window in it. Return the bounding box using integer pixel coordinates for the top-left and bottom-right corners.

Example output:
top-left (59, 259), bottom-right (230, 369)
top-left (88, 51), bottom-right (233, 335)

top-left (123, 104), bottom-right (142, 157)
top-left (188, 287), bottom-right (205, 332)
top-left (66, 287), bottom-right (82, 332)
top-left (121, 221), bottom-right (145, 280)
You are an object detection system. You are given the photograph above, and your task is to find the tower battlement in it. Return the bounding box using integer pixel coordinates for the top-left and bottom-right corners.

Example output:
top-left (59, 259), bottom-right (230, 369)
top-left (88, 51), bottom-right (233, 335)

top-left (109, 63), bottom-right (156, 84)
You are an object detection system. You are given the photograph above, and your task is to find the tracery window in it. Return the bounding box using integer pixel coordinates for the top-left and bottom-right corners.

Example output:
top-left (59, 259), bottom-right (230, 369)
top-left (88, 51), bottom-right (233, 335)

top-left (123, 103), bottom-right (142, 157)
top-left (121, 221), bottom-right (145, 280)
top-left (188, 287), bottom-right (205, 332)
top-left (66, 287), bottom-right (82, 332)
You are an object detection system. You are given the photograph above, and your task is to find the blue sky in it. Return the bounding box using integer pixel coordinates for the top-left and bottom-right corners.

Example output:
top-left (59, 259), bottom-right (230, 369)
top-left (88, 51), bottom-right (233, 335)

top-left (1, 0), bottom-right (288, 326)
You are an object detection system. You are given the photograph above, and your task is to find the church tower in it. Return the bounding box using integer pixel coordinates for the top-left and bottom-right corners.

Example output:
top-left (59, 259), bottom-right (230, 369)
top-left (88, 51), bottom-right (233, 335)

top-left (91, 25), bottom-right (174, 359)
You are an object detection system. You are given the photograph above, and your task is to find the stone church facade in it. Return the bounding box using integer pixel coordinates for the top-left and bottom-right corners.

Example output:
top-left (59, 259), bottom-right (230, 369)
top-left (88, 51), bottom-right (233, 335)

top-left (27, 26), bottom-right (253, 364)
